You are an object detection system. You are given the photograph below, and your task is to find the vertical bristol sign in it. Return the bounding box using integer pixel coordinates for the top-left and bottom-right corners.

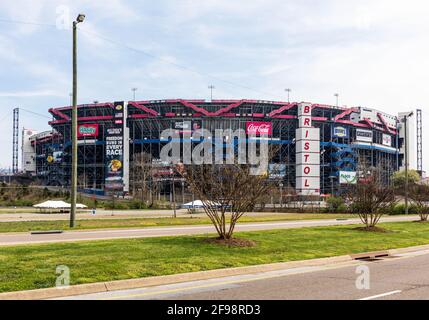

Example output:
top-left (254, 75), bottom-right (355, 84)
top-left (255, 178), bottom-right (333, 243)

top-left (296, 103), bottom-right (320, 196)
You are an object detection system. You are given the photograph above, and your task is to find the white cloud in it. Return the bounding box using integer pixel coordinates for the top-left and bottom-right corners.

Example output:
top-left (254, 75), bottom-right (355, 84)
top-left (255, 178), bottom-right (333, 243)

top-left (1, 0), bottom-right (429, 168)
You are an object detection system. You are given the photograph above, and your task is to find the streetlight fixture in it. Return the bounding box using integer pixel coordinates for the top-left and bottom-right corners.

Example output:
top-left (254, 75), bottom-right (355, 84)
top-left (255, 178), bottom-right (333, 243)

top-left (208, 85), bottom-right (215, 101)
top-left (132, 87), bottom-right (138, 101)
top-left (70, 13), bottom-right (85, 228)
top-left (334, 93), bottom-right (339, 107)
top-left (401, 111), bottom-right (414, 215)
top-left (285, 88), bottom-right (291, 103)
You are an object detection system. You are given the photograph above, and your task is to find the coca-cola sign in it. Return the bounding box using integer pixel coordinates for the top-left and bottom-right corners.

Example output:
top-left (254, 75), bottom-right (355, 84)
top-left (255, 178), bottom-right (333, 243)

top-left (246, 122), bottom-right (273, 136)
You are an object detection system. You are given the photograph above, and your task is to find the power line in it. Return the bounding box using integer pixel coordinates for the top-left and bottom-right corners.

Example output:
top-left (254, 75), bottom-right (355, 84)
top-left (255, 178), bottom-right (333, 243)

top-left (0, 18), bottom-right (56, 28)
top-left (0, 17), bottom-right (282, 99)
top-left (0, 112), bottom-right (10, 124)
top-left (78, 27), bottom-right (280, 99)
top-left (20, 108), bottom-right (52, 119)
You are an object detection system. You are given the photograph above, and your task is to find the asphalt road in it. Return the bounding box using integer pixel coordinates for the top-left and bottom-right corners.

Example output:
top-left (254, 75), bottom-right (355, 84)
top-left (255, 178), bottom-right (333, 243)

top-left (0, 209), bottom-right (183, 222)
top-left (0, 210), bottom-right (311, 222)
top-left (60, 248), bottom-right (429, 300)
top-left (0, 215), bottom-right (417, 246)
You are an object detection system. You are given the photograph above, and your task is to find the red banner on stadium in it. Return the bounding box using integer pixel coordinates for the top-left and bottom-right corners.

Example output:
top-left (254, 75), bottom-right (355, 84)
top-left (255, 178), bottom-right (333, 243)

top-left (246, 122), bottom-right (272, 136)
top-left (78, 124), bottom-right (99, 138)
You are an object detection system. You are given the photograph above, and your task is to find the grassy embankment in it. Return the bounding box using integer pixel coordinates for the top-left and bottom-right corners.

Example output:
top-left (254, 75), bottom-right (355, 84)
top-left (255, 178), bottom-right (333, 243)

top-left (0, 221), bottom-right (428, 293)
top-left (0, 213), bottom-right (355, 233)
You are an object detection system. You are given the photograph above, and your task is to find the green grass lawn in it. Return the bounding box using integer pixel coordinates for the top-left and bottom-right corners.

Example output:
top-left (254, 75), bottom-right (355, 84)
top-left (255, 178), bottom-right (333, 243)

top-left (0, 213), bottom-right (355, 233)
top-left (0, 221), bottom-right (428, 293)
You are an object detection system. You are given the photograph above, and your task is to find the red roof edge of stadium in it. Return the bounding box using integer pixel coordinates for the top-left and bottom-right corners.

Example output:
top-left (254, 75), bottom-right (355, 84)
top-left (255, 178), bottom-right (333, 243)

top-left (161, 99), bottom-right (248, 117)
top-left (47, 101), bottom-right (396, 134)
top-left (268, 103), bottom-right (295, 117)
top-left (48, 108), bottom-right (70, 121)
top-left (128, 101), bottom-right (159, 117)
top-left (333, 107), bottom-right (359, 122)
top-left (377, 113), bottom-right (397, 134)
top-left (49, 115), bottom-right (114, 125)
top-left (50, 102), bottom-right (115, 112)
top-left (48, 103), bottom-right (116, 125)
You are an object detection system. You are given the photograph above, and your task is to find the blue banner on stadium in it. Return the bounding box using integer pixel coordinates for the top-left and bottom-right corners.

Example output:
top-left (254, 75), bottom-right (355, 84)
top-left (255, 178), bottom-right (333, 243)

top-left (332, 126), bottom-right (349, 138)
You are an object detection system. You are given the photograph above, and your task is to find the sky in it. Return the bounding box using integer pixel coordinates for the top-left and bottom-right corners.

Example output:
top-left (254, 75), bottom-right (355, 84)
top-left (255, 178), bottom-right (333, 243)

top-left (0, 0), bottom-right (428, 169)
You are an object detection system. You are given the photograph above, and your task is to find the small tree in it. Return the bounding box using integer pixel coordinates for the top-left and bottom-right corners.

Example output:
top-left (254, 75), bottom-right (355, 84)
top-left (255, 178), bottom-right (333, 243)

top-left (409, 183), bottom-right (429, 222)
top-left (132, 152), bottom-right (159, 207)
top-left (177, 162), bottom-right (273, 240)
top-left (326, 196), bottom-right (346, 213)
top-left (392, 169), bottom-right (421, 195)
top-left (346, 166), bottom-right (396, 230)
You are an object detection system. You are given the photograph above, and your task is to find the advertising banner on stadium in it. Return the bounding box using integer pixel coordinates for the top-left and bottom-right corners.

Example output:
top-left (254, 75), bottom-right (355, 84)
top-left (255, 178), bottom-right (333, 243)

top-left (246, 122), bottom-right (273, 136)
top-left (105, 127), bottom-right (124, 192)
top-left (356, 129), bottom-right (373, 143)
top-left (78, 124), bottom-right (99, 138)
top-left (332, 126), bottom-right (349, 138)
top-left (382, 134), bottom-right (392, 147)
top-left (268, 164), bottom-right (286, 180)
top-left (174, 121), bottom-right (202, 134)
top-left (339, 171), bottom-right (357, 184)
top-left (105, 102), bottom-right (125, 193)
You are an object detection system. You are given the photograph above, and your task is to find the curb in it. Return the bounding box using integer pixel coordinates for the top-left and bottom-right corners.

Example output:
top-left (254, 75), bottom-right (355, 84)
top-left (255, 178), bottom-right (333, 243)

top-left (1, 241), bottom-right (428, 300)
top-left (0, 255), bottom-right (352, 300)
top-left (389, 243), bottom-right (429, 255)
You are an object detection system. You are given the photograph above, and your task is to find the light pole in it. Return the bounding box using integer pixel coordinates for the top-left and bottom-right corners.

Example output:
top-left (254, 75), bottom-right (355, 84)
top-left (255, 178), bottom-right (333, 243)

top-left (132, 87), bottom-right (138, 101)
top-left (402, 112), bottom-right (414, 215)
top-left (334, 93), bottom-right (339, 107)
top-left (208, 85), bottom-right (215, 101)
top-left (70, 13), bottom-right (85, 228)
top-left (285, 88), bottom-right (291, 103)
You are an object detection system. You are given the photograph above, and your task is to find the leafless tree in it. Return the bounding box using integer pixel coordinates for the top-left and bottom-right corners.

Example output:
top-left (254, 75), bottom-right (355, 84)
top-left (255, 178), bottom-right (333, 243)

top-left (132, 152), bottom-right (158, 206)
top-left (409, 183), bottom-right (429, 222)
top-left (346, 164), bottom-right (396, 230)
top-left (177, 162), bottom-right (274, 240)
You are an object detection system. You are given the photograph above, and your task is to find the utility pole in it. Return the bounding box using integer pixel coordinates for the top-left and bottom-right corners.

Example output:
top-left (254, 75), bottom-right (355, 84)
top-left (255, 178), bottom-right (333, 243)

top-left (70, 13), bottom-right (86, 228)
top-left (285, 88), bottom-right (291, 103)
top-left (208, 85), bottom-right (215, 102)
top-left (402, 112), bottom-right (413, 215)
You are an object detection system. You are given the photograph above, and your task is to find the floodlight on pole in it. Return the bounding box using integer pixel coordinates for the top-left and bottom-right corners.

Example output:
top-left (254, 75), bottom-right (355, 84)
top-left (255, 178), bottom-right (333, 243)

top-left (285, 88), bottom-right (291, 103)
top-left (70, 13), bottom-right (85, 228)
top-left (132, 87), bottom-right (138, 101)
top-left (402, 111), bottom-right (414, 215)
top-left (208, 85), bottom-right (215, 102)
top-left (334, 93), bottom-right (339, 107)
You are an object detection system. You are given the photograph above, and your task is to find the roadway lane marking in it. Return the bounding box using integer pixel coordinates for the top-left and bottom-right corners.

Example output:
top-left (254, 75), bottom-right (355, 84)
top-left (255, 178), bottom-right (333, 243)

top-left (358, 290), bottom-right (402, 300)
top-left (93, 262), bottom-right (362, 300)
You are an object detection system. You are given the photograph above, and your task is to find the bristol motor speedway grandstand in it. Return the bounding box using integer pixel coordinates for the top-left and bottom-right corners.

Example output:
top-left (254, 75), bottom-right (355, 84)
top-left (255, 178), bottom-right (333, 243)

top-left (22, 99), bottom-right (415, 199)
